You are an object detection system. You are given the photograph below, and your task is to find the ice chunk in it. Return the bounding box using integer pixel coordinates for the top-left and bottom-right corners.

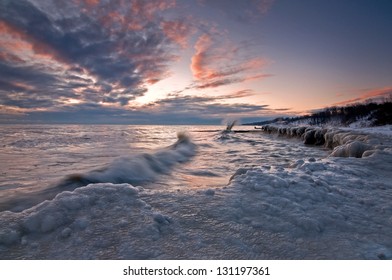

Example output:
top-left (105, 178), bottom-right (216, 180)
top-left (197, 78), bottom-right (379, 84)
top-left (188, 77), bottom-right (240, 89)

top-left (330, 140), bottom-right (371, 158)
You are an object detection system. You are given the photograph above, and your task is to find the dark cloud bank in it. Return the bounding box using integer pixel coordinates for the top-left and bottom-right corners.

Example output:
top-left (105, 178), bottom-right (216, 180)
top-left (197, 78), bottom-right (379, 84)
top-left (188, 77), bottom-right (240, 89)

top-left (0, 0), bottom-right (273, 124)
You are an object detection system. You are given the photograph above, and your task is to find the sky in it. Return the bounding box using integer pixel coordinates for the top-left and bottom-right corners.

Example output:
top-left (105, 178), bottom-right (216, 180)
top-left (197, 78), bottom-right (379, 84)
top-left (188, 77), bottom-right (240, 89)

top-left (0, 0), bottom-right (391, 124)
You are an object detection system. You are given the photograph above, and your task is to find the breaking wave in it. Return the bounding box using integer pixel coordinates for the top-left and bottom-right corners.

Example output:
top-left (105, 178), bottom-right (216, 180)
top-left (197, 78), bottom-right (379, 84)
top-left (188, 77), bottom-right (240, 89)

top-left (1, 132), bottom-right (196, 212)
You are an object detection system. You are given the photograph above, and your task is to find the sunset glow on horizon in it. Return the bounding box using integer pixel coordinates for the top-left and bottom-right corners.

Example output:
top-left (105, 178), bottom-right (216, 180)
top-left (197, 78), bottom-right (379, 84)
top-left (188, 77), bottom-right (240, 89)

top-left (1, 0), bottom-right (391, 124)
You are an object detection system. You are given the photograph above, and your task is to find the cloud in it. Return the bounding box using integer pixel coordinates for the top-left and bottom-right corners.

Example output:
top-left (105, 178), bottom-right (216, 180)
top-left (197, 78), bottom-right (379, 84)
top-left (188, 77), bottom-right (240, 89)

top-left (253, 0), bottom-right (275, 15)
top-left (0, 0), bottom-right (190, 112)
top-left (161, 18), bottom-right (196, 48)
top-left (197, 0), bottom-right (275, 22)
top-left (0, 85), bottom-right (284, 124)
top-left (190, 32), bottom-right (270, 89)
top-left (332, 87), bottom-right (392, 106)
top-left (0, 94), bottom-right (269, 124)
top-left (273, 108), bottom-right (292, 111)
top-left (144, 93), bottom-right (270, 120)
top-left (220, 89), bottom-right (255, 99)
top-left (0, 0), bottom-right (275, 124)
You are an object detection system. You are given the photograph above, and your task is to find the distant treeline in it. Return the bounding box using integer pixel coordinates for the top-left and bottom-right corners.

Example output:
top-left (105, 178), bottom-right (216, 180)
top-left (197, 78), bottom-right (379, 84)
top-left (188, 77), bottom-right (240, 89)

top-left (246, 101), bottom-right (392, 127)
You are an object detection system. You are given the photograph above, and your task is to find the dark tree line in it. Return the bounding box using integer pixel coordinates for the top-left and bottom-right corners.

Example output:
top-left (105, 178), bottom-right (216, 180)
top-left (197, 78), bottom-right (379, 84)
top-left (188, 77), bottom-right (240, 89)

top-left (306, 102), bottom-right (392, 126)
top-left (246, 100), bottom-right (392, 127)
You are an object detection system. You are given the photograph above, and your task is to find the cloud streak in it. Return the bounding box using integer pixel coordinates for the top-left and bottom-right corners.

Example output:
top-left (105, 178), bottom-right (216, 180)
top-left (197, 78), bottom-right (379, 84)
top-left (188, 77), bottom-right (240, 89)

top-left (2, 93), bottom-right (271, 124)
top-left (190, 32), bottom-right (270, 89)
top-left (332, 87), bottom-right (392, 106)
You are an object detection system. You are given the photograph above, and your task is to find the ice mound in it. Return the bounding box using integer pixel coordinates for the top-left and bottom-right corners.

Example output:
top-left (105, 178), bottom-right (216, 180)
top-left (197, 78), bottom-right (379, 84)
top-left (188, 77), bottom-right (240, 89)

top-left (261, 124), bottom-right (390, 158)
top-left (225, 151), bottom-right (392, 258)
top-left (0, 184), bottom-right (138, 242)
top-left (330, 140), bottom-right (371, 158)
top-left (0, 183), bottom-right (174, 259)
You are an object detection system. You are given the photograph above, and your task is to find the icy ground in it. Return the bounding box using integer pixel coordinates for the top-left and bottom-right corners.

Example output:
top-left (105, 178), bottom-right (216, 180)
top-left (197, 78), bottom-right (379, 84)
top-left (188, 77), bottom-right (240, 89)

top-left (0, 125), bottom-right (391, 259)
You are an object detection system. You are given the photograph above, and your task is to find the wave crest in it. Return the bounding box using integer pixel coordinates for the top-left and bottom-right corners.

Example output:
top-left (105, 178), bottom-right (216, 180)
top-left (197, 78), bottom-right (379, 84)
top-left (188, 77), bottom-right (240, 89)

top-left (1, 133), bottom-right (196, 212)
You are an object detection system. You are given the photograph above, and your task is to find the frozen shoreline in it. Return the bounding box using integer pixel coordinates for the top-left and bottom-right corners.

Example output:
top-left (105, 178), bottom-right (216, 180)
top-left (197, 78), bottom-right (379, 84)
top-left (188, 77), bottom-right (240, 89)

top-left (1, 125), bottom-right (391, 259)
top-left (260, 124), bottom-right (392, 158)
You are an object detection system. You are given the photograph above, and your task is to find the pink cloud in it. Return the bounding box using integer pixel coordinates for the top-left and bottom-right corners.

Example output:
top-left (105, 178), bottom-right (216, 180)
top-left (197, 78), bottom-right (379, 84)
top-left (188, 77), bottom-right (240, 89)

top-left (161, 19), bottom-right (195, 48)
top-left (84, 0), bottom-right (99, 6)
top-left (253, 0), bottom-right (275, 15)
top-left (131, 0), bottom-right (176, 20)
top-left (78, 0), bottom-right (177, 32)
top-left (333, 87), bottom-right (392, 106)
top-left (190, 33), bottom-right (270, 89)
top-left (0, 20), bottom-right (66, 65)
top-left (191, 34), bottom-right (214, 80)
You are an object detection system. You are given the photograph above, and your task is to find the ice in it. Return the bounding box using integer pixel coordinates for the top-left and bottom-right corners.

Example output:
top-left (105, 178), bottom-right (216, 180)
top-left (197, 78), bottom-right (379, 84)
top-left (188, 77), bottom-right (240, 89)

top-left (343, 124), bottom-right (392, 137)
top-left (330, 140), bottom-right (371, 158)
top-left (0, 183), bottom-right (172, 258)
top-left (0, 229), bottom-right (20, 246)
top-left (261, 124), bottom-right (391, 158)
top-left (60, 227), bottom-right (72, 238)
top-left (2, 142), bottom-right (391, 259)
top-left (0, 125), bottom-right (391, 259)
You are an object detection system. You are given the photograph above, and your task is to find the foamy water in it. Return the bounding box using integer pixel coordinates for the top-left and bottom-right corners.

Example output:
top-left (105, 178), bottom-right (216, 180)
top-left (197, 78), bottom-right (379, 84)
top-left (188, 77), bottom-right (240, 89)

top-left (0, 125), bottom-right (391, 259)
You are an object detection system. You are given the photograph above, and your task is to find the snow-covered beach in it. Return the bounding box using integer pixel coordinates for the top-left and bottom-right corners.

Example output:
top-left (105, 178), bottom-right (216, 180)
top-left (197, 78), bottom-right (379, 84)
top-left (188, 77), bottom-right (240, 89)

top-left (0, 124), bottom-right (391, 259)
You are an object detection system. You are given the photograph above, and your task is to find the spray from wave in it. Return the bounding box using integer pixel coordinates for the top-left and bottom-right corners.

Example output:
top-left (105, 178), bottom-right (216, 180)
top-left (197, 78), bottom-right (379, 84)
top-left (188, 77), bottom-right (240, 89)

top-left (223, 119), bottom-right (238, 132)
top-left (215, 119), bottom-right (239, 141)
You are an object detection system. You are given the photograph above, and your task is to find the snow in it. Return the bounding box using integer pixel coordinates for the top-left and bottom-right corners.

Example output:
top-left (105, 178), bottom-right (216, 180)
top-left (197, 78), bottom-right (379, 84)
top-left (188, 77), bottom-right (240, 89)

top-left (341, 124), bottom-right (392, 137)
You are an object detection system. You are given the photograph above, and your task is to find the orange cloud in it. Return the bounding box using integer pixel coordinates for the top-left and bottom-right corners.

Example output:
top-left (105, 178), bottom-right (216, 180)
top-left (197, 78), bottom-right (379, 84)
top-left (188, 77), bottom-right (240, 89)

top-left (333, 87), bottom-right (392, 106)
top-left (131, 0), bottom-right (176, 20)
top-left (190, 33), bottom-right (270, 89)
top-left (9, 81), bottom-right (36, 91)
top-left (85, 0), bottom-right (100, 6)
top-left (0, 20), bottom-right (67, 66)
top-left (191, 34), bottom-right (213, 80)
top-left (82, 0), bottom-right (177, 33)
top-left (161, 19), bottom-right (194, 48)
top-left (0, 21), bottom-right (31, 53)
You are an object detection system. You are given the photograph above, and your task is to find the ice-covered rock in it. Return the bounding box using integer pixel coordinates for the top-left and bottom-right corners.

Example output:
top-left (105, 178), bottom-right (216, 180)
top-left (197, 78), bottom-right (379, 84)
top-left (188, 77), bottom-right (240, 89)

top-left (261, 124), bottom-right (391, 158)
top-left (330, 140), bottom-right (371, 158)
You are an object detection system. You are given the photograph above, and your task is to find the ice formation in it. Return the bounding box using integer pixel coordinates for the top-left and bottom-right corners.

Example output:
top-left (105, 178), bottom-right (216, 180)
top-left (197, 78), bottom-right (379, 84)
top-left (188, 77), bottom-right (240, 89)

top-left (261, 124), bottom-right (390, 158)
top-left (0, 126), bottom-right (391, 259)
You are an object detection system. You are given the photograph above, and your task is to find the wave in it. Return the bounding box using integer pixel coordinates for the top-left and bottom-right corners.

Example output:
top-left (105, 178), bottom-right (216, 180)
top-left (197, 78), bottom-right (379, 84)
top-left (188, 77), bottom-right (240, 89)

top-left (1, 132), bottom-right (196, 212)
